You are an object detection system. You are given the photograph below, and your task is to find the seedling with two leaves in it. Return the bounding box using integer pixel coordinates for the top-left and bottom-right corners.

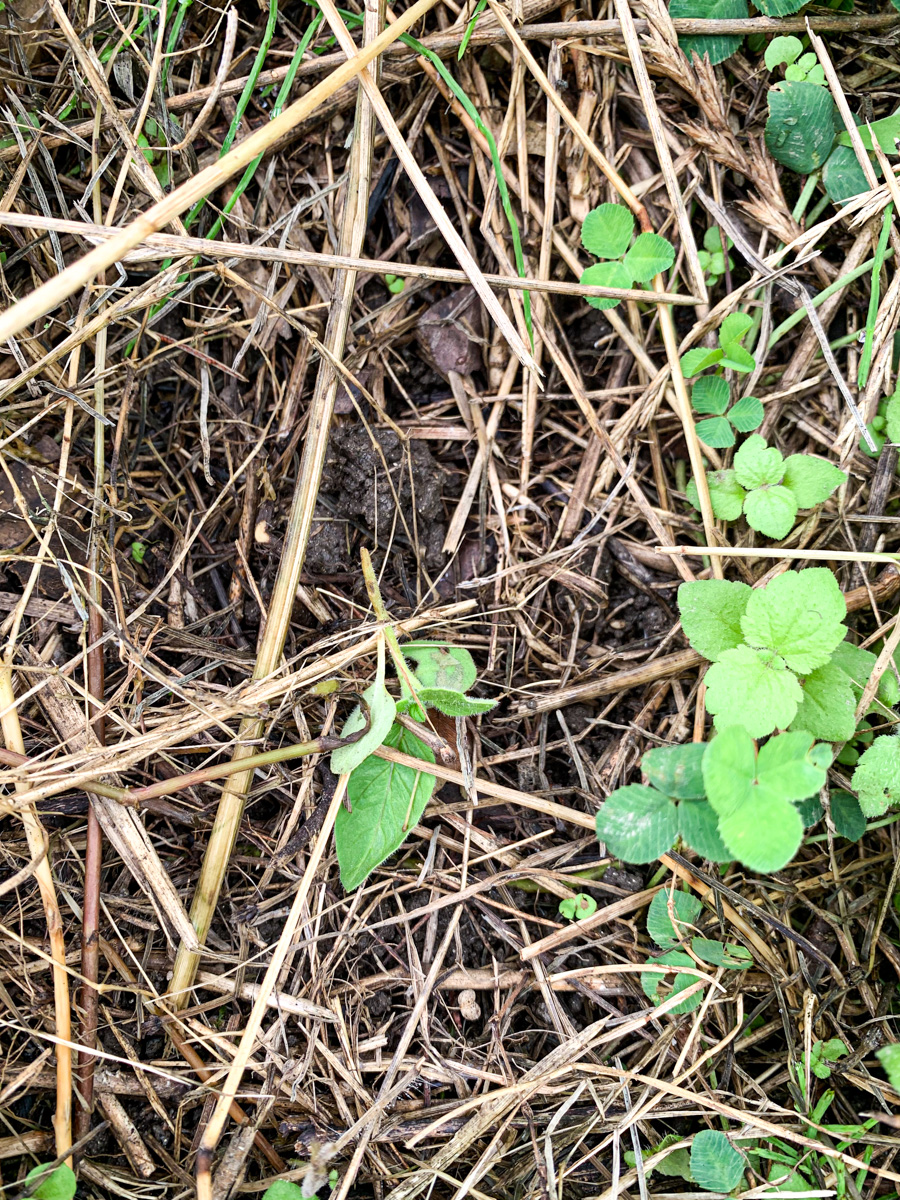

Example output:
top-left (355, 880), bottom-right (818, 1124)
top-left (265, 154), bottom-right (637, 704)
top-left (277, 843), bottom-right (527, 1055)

top-left (579, 202), bottom-right (675, 311)
top-left (331, 550), bottom-right (495, 891)
top-left (558, 892), bottom-right (598, 921)
top-left (765, 35), bottom-right (825, 83)
top-left (686, 433), bottom-right (846, 537)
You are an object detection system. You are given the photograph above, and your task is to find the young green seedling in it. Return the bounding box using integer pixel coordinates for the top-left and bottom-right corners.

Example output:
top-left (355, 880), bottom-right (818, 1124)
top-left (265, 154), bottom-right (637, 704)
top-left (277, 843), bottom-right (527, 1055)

top-left (765, 35), bottom-right (825, 84)
top-left (331, 550), bottom-right (495, 890)
top-left (851, 733), bottom-right (900, 817)
top-left (689, 376), bottom-right (763, 449)
top-left (579, 202), bottom-right (675, 311)
top-left (681, 312), bottom-right (757, 377)
top-left (686, 435), bottom-right (846, 540)
top-left (558, 892), bottom-right (598, 921)
top-left (697, 227), bottom-right (734, 287)
top-left (23, 1164), bottom-right (77, 1200)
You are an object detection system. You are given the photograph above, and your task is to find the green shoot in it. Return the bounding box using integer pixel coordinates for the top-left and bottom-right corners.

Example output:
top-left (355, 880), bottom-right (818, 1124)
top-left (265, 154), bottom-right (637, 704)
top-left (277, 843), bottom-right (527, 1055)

top-left (579, 202), bottom-right (675, 311)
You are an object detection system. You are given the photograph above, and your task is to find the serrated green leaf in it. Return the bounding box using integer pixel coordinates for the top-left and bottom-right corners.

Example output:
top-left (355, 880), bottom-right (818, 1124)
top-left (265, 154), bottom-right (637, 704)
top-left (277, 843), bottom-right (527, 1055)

top-left (691, 374), bottom-right (730, 415)
top-left (416, 687), bottom-right (495, 716)
top-left (580, 260), bottom-right (634, 310)
top-left (643, 742), bottom-right (706, 799)
top-left (782, 454), bottom-right (846, 507)
top-left (756, 728), bottom-right (827, 800)
top-left (687, 469), bottom-right (746, 520)
top-left (790, 661), bottom-right (857, 742)
top-left (24, 1165), bottom-right (77, 1200)
top-left (797, 794), bottom-right (824, 826)
top-left (677, 578), bottom-right (752, 662)
top-left (717, 784), bottom-right (805, 870)
top-left (823, 143), bottom-right (879, 205)
top-left (743, 484), bottom-right (798, 538)
top-left (765, 34), bottom-right (803, 69)
top-left (581, 202), bottom-right (634, 258)
top-left (877, 1043), bottom-right (900, 1090)
top-left (335, 723), bottom-right (436, 890)
top-left (678, 799), bottom-right (732, 861)
top-left (330, 639), bottom-right (397, 775)
top-left (691, 937), bottom-right (753, 969)
top-left (719, 312), bottom-right (753, 346)
top-left (702, 726), bottom-right (757, 817)
top-left (623, 232), bottom-right (676, 281)
top-left (741, 568), bottom-right (847, 674)
top-left (641, 949), bottom-right (705, 1014)
top-left (734, 434), bottom-right (785, 488)
top-left (263, 1184), bottom-right (306, 1200)
top-left (852, 735), bottom-right (900, 817)
top-left (729, 395), bottom-right (764, 432)
top-left (830, 790), bottom-right (866, 841)
top-left (595, 785), bottom-right (679, 862)
top-left (695, 416), bottom-right (735, 448)
top-left (830, 640), bottom-right (877, 699)
top-left (401, 641), bottom-right (477, 692)
top-left (837, 107), bottom-right (900, 154)
top-left (671, 0), bottom-right (747, 66)
top-left (691, 1130), bottom-right (746, 1192)
top-left (705, 645), bottom-right (802, 736)
top-left (766, 80), bottom-right (836, 172)
top-left (647, 887), bottom-right (703, 947)
top-left (680, 346), bottom-right (724, 376)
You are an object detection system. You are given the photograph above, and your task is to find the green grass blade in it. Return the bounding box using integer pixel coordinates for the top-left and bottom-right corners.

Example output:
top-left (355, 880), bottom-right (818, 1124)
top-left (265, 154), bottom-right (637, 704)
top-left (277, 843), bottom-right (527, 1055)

top-left (858, 201), bottom-right (893, 389)
top-left (458, 0), bottom-right (488, 60)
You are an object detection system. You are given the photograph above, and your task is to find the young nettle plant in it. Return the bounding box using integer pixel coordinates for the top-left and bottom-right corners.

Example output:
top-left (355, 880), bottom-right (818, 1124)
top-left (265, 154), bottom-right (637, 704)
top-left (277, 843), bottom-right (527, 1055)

top-left (595, 727), bottom-right (830, 872)
top-left (851, 733), bottom-right (900, 818)
top-left (331, 550), bottom-right (494, 890)
top-left (686, 433), bottom-right (846, 538)
top-left (641, 888), bottom-right (752, 1014)
top-left (677, 569), bottom-right (895, 740)
top-left (579, 202), bottom-right (675, 311)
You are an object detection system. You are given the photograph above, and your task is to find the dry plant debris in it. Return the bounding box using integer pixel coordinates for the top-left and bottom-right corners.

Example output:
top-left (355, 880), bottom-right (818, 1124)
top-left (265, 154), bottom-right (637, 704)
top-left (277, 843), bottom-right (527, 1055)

top-left (3, 0), bottom-right (900, 1196)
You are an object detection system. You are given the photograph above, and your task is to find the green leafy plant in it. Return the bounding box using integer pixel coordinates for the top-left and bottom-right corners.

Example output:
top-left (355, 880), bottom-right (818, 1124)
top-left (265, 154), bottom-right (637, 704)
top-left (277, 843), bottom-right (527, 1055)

top-left (677, 570), bottom-right (874, 740)
top-left (559, 892), bottom-right (598, 921)
top-left (851, 734), bottom-right (900, 817)
top-left (130, 540), bottom-right (148, 564)
top-left (697, 227), bottom-right (734, 287)
top-left (805, 1038), bottom-right (848, 1081)
top-left (686, 434), bottom-right (846, 538)
top-left (332, 552), bottom-right (495, 890)
top-left (681, 312), bottom-right (757, 377)
top-left (641, 888), bottom-right (752, 1014)
top-left (877, 1043), bottom-right (900, 1091)
top-left (23, 1164), bottom-right (77, 1200)
top-left (691, 1131), bottom-right (746, 1192)
top-left (689, 376), bottom-right (763, 449)
top-left (625, 1133), bottom-right (693, 1180)
top-left (384, 273), bottom-right (405, 295)
top-left (579, 202), bottom-right (675, 311)
top-left (765, 35), bottom-right (825, 84)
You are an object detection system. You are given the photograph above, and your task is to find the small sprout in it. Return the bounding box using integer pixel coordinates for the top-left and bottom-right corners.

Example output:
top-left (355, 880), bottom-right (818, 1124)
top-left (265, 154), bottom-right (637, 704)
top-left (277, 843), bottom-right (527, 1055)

top-left (131, 540), bottom-right (147, 564)
top-left (681, 311), bottom-right (756, 379)
top-left (579, 202), bottom-right (675, 310)
top-left (458, 989), bottom-right (481, 1020)
top-left (384, 272), bottom-right (405, 294)
top-left (558, 892), bottom-right (598, 921)
top-left (807, 1037), bottom-right (848, 1080)
top-left (24, 1164), bottom-right (77, 1200)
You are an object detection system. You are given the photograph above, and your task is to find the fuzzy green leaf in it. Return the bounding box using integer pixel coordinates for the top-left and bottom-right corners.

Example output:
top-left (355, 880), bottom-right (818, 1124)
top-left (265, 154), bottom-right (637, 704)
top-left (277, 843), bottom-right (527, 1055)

top-left (580, 261), bottom-right (634, 310)
top-left (756, 729), bottom-right (828, 800)
top-left (647, 887), bottom-right (703, 947)
top-left (790, 661), bottom-right (857, 742)
top-left (852, 735), bottom-right (900, 817)
top-left (677, 578), bottom-right (752, 662)
top-left (401, 641), bottom-right (477, 692)
top-left (718, 312), bottom-right (754, 346)
top-left (701, 726), bottom-right (756, 816)
top-left (335, 723), bottom-right (436, 890)
top-left (680, 346), bottom-right (724, 376)
top-left (330, 643), bottom-right (397, 776)
top-left (782, 454), bottom-right (846, 507)
top-left (686, 470), bottom-right (747, 520)
top-left (830, 790), bottom-right (867, 841)
top-left (740, 568), bottom-right (846, 674)
top-left (728, 395), bottom-right (764, 432)
top-left (643, 742), bottom-right (706, 799)
top-left (691, 938), bottom-right (753, 969)
top-left (704, 645), bottom-right (802, 736)
top-left (595, 785), bottom-right (679, 862)
top-left (623, 232), bottom-right (676, 281)
top-left (734, 434), bottom-right (784, 489)
top-left (691, 374), bottom-right (730, 415)
top-left (641, 949), bottom-right (704, 1014)
top-left (717, 783), bottom-right (805, 870)
top-left (691, 1131), bottom-right (746, 1193)
top-left (24, 1165), bottom-right (77, 1200)
top-left (743, 484), bottom-right (798, 538)
top-left (416, 687), bottom-right (495, 716)
top-left (695, 416), bottom-right (735, 448)
top-left (829, 640), bottom-right (877, 698)
top-left (765, 34), bottom-right (803, 69)
top-left (581, 202), bottom-right (635, 258)
top-left (671, 0), bottom-right (747, 66)
top-left (766, 80), bottom-right (836, 172)
top-left (678, 799), bottom-right (732, 862)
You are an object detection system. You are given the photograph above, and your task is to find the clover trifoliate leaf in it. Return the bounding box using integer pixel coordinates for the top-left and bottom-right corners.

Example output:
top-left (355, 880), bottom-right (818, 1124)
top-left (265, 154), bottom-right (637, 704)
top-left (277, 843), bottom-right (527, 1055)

top-left (705, 646), bottom-right (803, 736)
top-left (734, 434), bottom-right (785, 489)
top-left (789, 661), bottom-right (857, 742)
top-left (678, 799), bottom-right (732, 862)
top-left (580, 261), bottom-right (634, 310)
top-left (765, 34), bottom-right (803, 69)
top-left (743, 483), bottom-right (798, 538)
top-left (401, 641), bottom-right (477, 691)
top-left (335, 723), bottom-right (436, 890)
top-left (702, 725), bottom-right (758, 817)
top-left (691, 374), bottom-right (730, 415)
top-left (580, 202), bottom-right (634, 258)
top-left (677, 578), bottom-right (751, 662)
top-left (647, 887), bottom-right (703, 947)
top-left (695, 416), bottom-right (735, 448)
top-left (330, 638), bottom-right (397, 775)
top-left (852, 735), bottom-right (900, 817)
top-left (686, 470), bottom-right (746, 520)
top-left (691, 938), bottom-right (753, 969)
top-left (691, 1131), bottom-right (746, 1193)
top-left (718, 312), bottom-right (753, 346)
top-left (595, 785), bottom-right (679, 862)
top-left (641, 950), bottom-right (704, 1014)
top-left (728, 395), bottom-right (764, 432)
top-left (781, 454), bottom-right (846, 508)
top-left (717, 783), bottom-right (805, 871)
top-left (719, 341), bottom-right (756, 372)
top-left (416, 687), bottom-right (495, 716)
top-left (755, 729), bottom-right (827, 801)
top-left (643, 742), bottom-right (706, 799)
top-left (680, 347), bottom-right (724, 376)
top-left (830, 790), bottom-right (867, 841)
top-left (623, 232), bottom-right (675, 281)
top-left (740, 568), bottom-right (846, 674)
